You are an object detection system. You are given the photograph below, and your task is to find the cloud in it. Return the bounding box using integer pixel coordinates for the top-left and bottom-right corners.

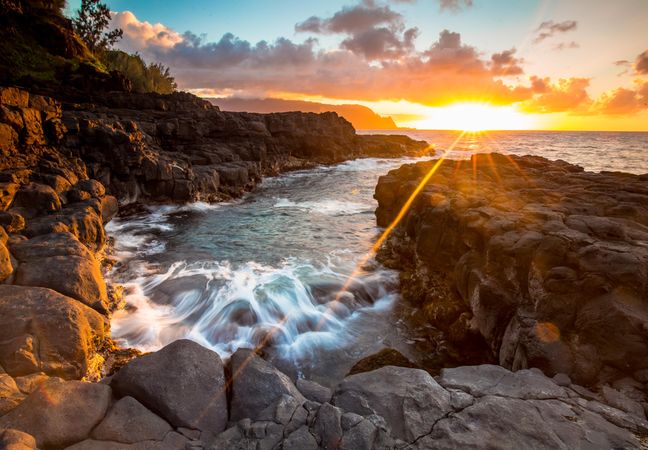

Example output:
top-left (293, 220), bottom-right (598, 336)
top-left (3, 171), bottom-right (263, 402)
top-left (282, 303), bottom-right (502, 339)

top-left (553, 41), bottom-right (579, 51)
top-left (438, 0), bottom-right (474, 12)
top-left (490, 48), bottom-right (524, 76)
top-left (520, 77), bottom-right (591, 113)
top-left (635, 49), bottom-right (648, 75)
top-left (108, 9), bottom-right (647, 118)
top-left (295, 3), bottom-right (417, 60)
top-left (533, 20), bottom-right (577, 44)
top-left (593, 81), bottom-right (648, 115)
top-left (111, 11), bottom-right (183, 54)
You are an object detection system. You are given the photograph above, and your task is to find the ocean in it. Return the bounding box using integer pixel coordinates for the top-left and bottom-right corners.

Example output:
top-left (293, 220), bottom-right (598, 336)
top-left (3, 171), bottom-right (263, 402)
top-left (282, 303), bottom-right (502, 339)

top-left (106, 130), bottom-right (648, 385)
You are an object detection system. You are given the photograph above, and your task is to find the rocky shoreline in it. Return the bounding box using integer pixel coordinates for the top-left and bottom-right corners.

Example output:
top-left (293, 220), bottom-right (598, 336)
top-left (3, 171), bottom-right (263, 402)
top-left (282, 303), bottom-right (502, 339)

top-left (1, 85), bottom-right (648, 448)
top-left (374, 154), bottom-right (648, 405)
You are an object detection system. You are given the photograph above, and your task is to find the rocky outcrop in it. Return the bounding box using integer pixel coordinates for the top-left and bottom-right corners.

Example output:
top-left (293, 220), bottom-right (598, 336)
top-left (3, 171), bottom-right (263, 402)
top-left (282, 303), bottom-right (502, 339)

top-left (374, 154), bottom-right (648, 392)
top-left (58, 91), bottom-right (429, 204)
top-left (0, 339), bottom-right (645, 449)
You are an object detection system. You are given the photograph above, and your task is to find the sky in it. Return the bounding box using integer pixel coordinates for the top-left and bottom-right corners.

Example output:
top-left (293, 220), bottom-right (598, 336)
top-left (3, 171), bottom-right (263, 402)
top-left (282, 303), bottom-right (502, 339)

top-left (65, 0), bottom-right (648, 131)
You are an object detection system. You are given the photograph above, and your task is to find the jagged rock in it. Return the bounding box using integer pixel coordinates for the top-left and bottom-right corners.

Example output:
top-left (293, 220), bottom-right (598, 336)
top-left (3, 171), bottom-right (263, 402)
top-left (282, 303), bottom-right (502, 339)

top-left (110, 339), bottom-right (227, 433)
top-left (332, 365), bottom-right (452, 442)
top-left (91, 396), bottom-right (172, 444)
top-left (0, 285), bottom-right (106, 379)
top-left (375, 154), bottom-right (648, 386)
top-left (296, 378), bottom-right (331, 403)
top-left (229, 348), bottom-right (305, 421)
top-left (0, 378), bottom-right (111, 449)
top-left (0, 183), bottom-right (18, 210)
top-left (0, 428), bottom-right (37, 450)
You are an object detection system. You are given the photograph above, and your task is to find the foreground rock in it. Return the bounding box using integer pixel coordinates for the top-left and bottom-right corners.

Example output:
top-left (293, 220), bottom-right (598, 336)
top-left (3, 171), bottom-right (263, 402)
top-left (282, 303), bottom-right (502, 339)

top-left (0, 339), bottom-right (645, 449)
top-left (110, 339), bottom-right (228, 433)
top-left (0, 285), bottom-right (106, 379)
top-left (375, 154), bottom-right (648, 390)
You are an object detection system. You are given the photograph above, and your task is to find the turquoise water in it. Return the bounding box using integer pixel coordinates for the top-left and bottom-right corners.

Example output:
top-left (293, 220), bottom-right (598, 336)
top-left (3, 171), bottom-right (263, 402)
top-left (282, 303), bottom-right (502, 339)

top-left (107, 130), bottom-right (648, 382)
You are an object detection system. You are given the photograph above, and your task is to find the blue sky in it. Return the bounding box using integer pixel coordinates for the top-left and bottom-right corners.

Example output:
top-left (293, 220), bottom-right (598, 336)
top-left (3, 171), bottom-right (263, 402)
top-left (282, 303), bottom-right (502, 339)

top-left (64, 1), bottom-right (648, 130)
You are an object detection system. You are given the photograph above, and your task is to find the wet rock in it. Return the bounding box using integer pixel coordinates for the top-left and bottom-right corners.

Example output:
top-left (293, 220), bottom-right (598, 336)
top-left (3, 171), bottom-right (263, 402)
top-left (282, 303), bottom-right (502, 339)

top-left (111, 339), bottom-right (227, 433)
top-left (229, 349), bottom-right (305, 421)
top-left (0, 285), bottom-right (106, 379)
top-left (91, 396), bottom-right (172, 444)
top-left (0, 378), bottom-right (111, 449)
top-left (332, 365), bottom-right (452, 442)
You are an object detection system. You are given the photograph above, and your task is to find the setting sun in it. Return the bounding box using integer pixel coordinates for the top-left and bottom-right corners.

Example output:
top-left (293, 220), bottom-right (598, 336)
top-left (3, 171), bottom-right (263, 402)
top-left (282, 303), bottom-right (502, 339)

top-left (404, 102), bottom-right (535, 131)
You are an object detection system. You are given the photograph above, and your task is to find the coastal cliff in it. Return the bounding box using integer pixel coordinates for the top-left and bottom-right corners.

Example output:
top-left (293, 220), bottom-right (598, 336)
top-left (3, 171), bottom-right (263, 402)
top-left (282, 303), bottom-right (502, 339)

top-left (374, 153), bottom-right (648, 391)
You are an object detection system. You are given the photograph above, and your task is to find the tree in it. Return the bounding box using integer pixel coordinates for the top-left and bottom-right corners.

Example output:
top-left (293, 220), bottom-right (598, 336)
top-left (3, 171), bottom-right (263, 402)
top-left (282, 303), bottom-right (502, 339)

top-left (102, 50), bottom-right (177, 94)
top-left (73, 0), bottom-right (122, 53)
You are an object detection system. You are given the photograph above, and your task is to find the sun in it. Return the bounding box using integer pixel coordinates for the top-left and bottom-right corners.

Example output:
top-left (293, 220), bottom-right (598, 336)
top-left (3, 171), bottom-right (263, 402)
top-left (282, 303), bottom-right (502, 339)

top-left (406, 102), bottom-right (534, 131)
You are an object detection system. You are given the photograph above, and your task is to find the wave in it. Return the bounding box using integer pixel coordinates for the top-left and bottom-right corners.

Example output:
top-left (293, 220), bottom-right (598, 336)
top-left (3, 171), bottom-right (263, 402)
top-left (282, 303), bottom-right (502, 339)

top-left (110, 257), bottom-right (398, 359)
top-left (273, 198), bottom-right (372, 216)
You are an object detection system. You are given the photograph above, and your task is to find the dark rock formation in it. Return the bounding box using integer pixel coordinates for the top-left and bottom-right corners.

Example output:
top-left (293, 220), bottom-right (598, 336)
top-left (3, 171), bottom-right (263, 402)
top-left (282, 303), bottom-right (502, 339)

top-left (57, 91), bottom-right (429, 204)
top-left (374, 153), bottom-right (648, 389)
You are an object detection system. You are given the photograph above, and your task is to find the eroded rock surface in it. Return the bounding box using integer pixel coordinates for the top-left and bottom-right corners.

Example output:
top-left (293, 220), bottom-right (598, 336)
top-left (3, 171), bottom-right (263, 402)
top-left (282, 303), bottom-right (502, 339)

top-left (375, 154), bottom-right (648, 390)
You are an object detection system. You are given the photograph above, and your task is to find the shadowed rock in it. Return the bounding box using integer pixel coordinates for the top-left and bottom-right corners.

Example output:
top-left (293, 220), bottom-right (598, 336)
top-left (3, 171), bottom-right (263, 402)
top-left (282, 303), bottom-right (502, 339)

top-left (110, 339), bottom-right (227, 433)
top-left (375, 154), bottom-right (648, 386)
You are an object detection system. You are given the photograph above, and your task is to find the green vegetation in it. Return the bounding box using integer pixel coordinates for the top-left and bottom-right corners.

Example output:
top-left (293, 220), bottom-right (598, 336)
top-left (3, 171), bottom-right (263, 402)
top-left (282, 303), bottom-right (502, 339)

top-left (102, 50), bottom-right (177, 94)
top-left (72, 0), bottom-right (122, 53)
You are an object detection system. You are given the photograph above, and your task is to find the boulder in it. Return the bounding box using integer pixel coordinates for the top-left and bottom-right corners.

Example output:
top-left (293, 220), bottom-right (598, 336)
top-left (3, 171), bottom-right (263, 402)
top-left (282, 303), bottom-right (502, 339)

top-left (14, 254), bottom-right (109, 313)
top-left (0, 378), bottom-right (111, 449)
top-left (110, 339), bottom-right (227, 433)
top-left (332, 365), bottom-right (452, 442)
top-left (0, 285), bottom-right (106, 379)
top-left (229, 348), bottom-right (305, 421)
top-left (11, 183), bottom-right (61, 213)
top-left (91, 396), bottom-right (172, 444)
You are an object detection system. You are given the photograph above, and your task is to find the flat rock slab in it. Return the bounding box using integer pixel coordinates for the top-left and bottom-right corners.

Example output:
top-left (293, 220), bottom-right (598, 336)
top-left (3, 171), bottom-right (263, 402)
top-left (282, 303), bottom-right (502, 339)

top-left (332, 365), bottom-right (452, 442)
top-left (110, 339), bottom-right (227, 433)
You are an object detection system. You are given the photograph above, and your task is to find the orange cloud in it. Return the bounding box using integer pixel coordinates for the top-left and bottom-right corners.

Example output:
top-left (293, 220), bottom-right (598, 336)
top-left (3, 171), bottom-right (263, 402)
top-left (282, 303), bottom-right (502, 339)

top-left (108, 8), bottom-right (648, 119)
